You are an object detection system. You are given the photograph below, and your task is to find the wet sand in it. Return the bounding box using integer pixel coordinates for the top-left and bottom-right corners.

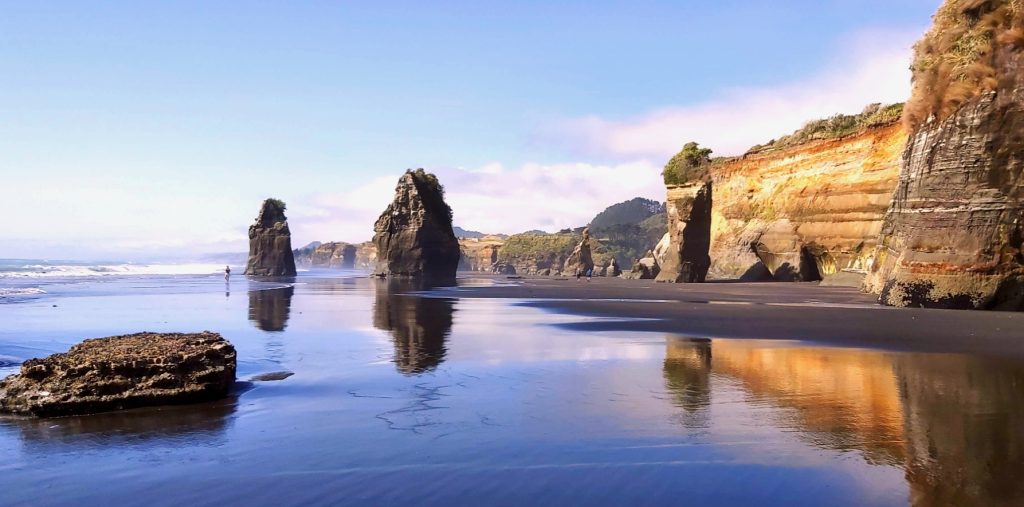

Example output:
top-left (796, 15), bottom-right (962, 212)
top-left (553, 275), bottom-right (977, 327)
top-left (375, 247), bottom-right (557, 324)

top-left (444, 276), bottom-right (1024, 359)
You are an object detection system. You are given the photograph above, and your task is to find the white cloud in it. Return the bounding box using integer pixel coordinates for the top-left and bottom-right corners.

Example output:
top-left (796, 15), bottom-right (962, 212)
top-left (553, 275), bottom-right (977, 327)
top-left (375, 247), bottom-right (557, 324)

top-left (291, 160), bottom-right (665, 243)
top-left (550, 28), bottom-right (920, 158)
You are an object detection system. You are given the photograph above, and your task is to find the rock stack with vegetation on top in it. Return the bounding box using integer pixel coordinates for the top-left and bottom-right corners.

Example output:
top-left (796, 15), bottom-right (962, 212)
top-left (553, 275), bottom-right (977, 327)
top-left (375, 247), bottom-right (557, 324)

top-left (657, 142), bottom-right (714, 283)
top-left (372, 169), bottom-right (461, 284)
top-left (245, 198), bottom-right (297, 276)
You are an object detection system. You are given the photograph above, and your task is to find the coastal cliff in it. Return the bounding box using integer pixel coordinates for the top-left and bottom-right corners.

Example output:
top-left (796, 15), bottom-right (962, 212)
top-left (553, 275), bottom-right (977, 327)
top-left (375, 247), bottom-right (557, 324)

top-left (706, 109), bottom-right (906, 283)
top-left (373, 169), bottom-right (460, 283)
top-left (245, 198), bottom-right (297, 277)
top-left (865, 0), bottom-right (1024, 310)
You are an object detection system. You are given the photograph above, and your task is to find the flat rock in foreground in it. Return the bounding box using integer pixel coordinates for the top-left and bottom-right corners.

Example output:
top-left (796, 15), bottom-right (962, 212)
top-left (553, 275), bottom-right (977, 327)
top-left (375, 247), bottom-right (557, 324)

top-left (0, 332), bottom-right (236, 418)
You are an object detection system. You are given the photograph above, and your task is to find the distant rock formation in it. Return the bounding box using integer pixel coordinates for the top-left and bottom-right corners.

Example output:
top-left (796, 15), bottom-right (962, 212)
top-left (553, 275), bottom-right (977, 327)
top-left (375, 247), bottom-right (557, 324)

top-left (459, 236), bottom-right (505, 271)
top-left (294, 242), bottom-right (358, 268)
top-left (0, 332), bottom-right (236, 417)
top-left (657, 180), bottom-right (713, 283)
top-left (565, 227), bottom-right (595, 275)
top-left (373, 169), bottom-right (460, 284)
top-left (245, 198), bottom-right (297, 276)
top-left (864, 1), bottom-right (1024, 310)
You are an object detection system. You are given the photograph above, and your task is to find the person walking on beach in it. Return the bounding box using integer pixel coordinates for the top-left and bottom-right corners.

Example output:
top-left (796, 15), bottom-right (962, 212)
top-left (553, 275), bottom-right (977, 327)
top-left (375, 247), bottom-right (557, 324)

top-left (586, 268), bottom-right (592, 282)
top-left (575, 268), bottom-right (582, 281)
top-left (224, 265), bottom-right (231, 281)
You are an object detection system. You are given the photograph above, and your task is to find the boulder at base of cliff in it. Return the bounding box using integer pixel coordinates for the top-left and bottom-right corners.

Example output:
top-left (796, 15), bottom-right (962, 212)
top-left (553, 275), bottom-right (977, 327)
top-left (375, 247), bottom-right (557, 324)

top-left (245, 198), bottom-right (297, 276)
top-left (0, 332), bottom-right (237, 418)
top-left (607, 258), bottom-right (622, 277)
top-left (373, 169), bottom-right (461, 284)
top-left (657, 181), bottom-right (713, 283)
top-left (623, 253), bottom-right (660, 280)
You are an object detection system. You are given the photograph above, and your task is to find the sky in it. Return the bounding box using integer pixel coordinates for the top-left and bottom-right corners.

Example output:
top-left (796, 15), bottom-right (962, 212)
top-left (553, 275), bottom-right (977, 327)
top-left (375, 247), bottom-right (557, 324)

top-left (0, 1), bottom-right (942, 260)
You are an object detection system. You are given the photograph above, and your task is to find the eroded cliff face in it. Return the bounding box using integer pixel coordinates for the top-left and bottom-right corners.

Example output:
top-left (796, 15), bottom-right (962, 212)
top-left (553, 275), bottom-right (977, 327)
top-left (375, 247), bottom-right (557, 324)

top-left (373, 169), bottom-right (460, 284)
top-left (866, 92), bottom-right (1024, 309)
top-left (245, 199), bottom-right (297, 277)
top-left (709, 122), bottom-right (906, 282)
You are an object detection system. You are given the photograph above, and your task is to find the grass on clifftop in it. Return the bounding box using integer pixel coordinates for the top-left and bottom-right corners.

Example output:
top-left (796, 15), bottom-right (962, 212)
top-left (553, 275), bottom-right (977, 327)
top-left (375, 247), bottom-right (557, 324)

top-left (265, 198), bottom-right (287, 212)
top-left (746, 103), bottom-right (904, 155)
top-left (904, 0), bottom-right (1024, 129)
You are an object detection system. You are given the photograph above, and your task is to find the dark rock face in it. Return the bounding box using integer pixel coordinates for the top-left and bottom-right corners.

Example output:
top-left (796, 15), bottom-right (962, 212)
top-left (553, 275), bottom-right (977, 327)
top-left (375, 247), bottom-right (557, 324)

top-left (245, 199), bottom-right (297, 276)
top-left (623, 252), bottom-right (660, 280)
top-left (373, 169), bottom-right (460, 284)
top-left (657, 181), bottom-right (713, 283)
top-left (0, 332), bottom-right (236, 417)
top-left (865, 66), bottom-right (1024, 310)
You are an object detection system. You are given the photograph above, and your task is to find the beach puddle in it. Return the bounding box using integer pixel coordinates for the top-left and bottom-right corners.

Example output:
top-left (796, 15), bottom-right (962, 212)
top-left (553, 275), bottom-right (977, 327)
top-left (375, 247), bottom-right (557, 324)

top-left (0, 274), bottom-right (1022, 506)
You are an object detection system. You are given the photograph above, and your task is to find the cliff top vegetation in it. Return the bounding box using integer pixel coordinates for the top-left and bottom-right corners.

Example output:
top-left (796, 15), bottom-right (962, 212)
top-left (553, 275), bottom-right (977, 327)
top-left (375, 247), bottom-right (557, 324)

top-left (904, 0), bottom-right (1024, 129)
top-left (662, 142), bottom-right (713, 186)
top-left (406, 168), bottom-right (454, 224)
top-left (746, 103), bottom-right (903, 155)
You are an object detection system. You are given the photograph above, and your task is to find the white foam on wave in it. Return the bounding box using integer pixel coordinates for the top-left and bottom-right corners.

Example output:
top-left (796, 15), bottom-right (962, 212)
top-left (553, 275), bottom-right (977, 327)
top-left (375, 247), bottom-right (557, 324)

top-left (0, 263), bottom-right (227, 279)
top-left (0, 287), bottom-right (47, 297)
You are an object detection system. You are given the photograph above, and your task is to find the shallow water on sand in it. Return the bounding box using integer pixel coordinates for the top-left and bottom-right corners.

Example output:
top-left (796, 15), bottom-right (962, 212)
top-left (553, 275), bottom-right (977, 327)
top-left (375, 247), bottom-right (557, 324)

top-left (1, 273), bottom-right (1023, 506)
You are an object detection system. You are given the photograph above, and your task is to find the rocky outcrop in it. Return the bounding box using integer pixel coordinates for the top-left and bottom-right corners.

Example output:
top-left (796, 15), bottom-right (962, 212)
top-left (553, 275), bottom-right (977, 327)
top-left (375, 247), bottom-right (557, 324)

top-left (373, 169), bottom-right (460, 284)
top-left (294, 242), bottom-right (358, 268)
top-left (707, 118), bottom-right (906, 283)
top-left (622, 251), bottom-right (660, 280)
top-left (495, 230), bottom-right (614, 276)
top-left (657, 181), bottom-right (713, 283)
top-left (245, 199), bottom-right (297, 276)
top-left (0, 332), bottom-right (236, 417)
top-left (459, 236), bottom-right (505, 271)
top-left (565, 228), bottom-right (596, 275)
top-left (607, 258), bottom-right (622, 277)
top-left (862, 2), bottom-right (1024, 310)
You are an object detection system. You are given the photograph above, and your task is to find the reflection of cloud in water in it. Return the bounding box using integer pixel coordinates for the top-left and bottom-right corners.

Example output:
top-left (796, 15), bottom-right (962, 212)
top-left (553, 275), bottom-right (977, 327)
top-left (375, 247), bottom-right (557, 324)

top-left (372, 280), bottom-right (454, 375)
top-left (248, 286), bottom-right (295, 332)
top-left (2, 394), bottom-right (239, 449)
top-left (673, 337), bottom-right (1024, 506)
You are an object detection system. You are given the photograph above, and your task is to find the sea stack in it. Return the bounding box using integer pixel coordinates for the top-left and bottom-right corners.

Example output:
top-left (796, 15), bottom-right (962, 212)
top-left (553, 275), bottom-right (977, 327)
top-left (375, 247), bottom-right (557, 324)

top-left (372, 169), bottom-right (460, 284)
top-left (657, 143), bottom-right (714, 283)
top-left (864, 0), bottom-right (1024, 310)
top-left (245, 198), bottom-right (297, 277)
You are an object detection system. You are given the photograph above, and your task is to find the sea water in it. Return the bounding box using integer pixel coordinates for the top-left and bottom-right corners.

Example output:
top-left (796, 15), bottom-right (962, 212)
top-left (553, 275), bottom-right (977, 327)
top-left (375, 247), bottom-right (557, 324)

top-left (0, 272), bottom-right (1022, 506)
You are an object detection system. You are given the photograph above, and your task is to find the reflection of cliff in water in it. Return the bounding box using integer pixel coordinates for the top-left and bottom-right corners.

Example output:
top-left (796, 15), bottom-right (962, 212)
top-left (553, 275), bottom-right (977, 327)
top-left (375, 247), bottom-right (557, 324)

top-left (373, 280), bottom-right (454, 375)
top-left (3, 394), bottom-right (238, 448)
top-left (662, 337), bottom-right (712, 429)
top-left (248, 286), bottom-right (295, 332)
top-left (665, 337), bottom-right (1024, 506)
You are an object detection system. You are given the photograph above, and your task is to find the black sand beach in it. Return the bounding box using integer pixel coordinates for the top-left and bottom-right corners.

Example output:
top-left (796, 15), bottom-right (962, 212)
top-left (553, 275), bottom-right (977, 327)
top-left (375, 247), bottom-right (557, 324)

top-left (448, 276), bottom-right (1024, 359)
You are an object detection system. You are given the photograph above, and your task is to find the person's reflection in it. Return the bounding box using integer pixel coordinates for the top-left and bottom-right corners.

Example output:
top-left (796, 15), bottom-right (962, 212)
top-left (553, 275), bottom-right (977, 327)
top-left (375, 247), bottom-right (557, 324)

top-left (247, 285), bottom-right (295, 332)
top-left (373, 279), bottom-right (454, 375)
top-left (662, 336), bottom-right (713, 429)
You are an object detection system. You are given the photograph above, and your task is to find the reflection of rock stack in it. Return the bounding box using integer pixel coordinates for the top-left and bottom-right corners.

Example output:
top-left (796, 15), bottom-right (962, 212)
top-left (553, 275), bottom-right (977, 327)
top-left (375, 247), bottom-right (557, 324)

top-left (248, 286), bottom-right (295, 332)
top-left (662, 337), bottom-right (713, 428)
top-left (373, 280), bottom-right (454, 375)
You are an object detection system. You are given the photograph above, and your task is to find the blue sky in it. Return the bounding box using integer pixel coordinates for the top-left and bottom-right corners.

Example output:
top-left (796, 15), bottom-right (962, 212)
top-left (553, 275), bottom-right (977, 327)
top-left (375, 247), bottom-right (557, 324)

top-left (1, 1), bottom-right (940, 259)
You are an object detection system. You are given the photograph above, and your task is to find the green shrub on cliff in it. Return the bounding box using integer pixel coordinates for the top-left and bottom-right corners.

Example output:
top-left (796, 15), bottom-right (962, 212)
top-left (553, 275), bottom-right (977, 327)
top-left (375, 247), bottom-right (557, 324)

top-left (663, 142), bottom-right (712, 186)
top-left (408, 168), bottom-right (454, 224)
top-left (265, 198), bottom-right (287, 212)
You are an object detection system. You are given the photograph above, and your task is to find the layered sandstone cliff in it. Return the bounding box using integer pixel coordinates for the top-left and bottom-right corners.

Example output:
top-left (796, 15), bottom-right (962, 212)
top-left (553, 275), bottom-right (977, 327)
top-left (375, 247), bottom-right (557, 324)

top-left (245, 198), bottom-right (297, 277)
top-left (373, 169), bottom-right (460, 284)
top-left (458, 235), bottom-right (505, 272)
top-left (864, 0), bottom-right (1024, 310)
top-left (706, 114), bottom-right (906, 282)
top-left (657, 181), bottom-right (713, 283)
